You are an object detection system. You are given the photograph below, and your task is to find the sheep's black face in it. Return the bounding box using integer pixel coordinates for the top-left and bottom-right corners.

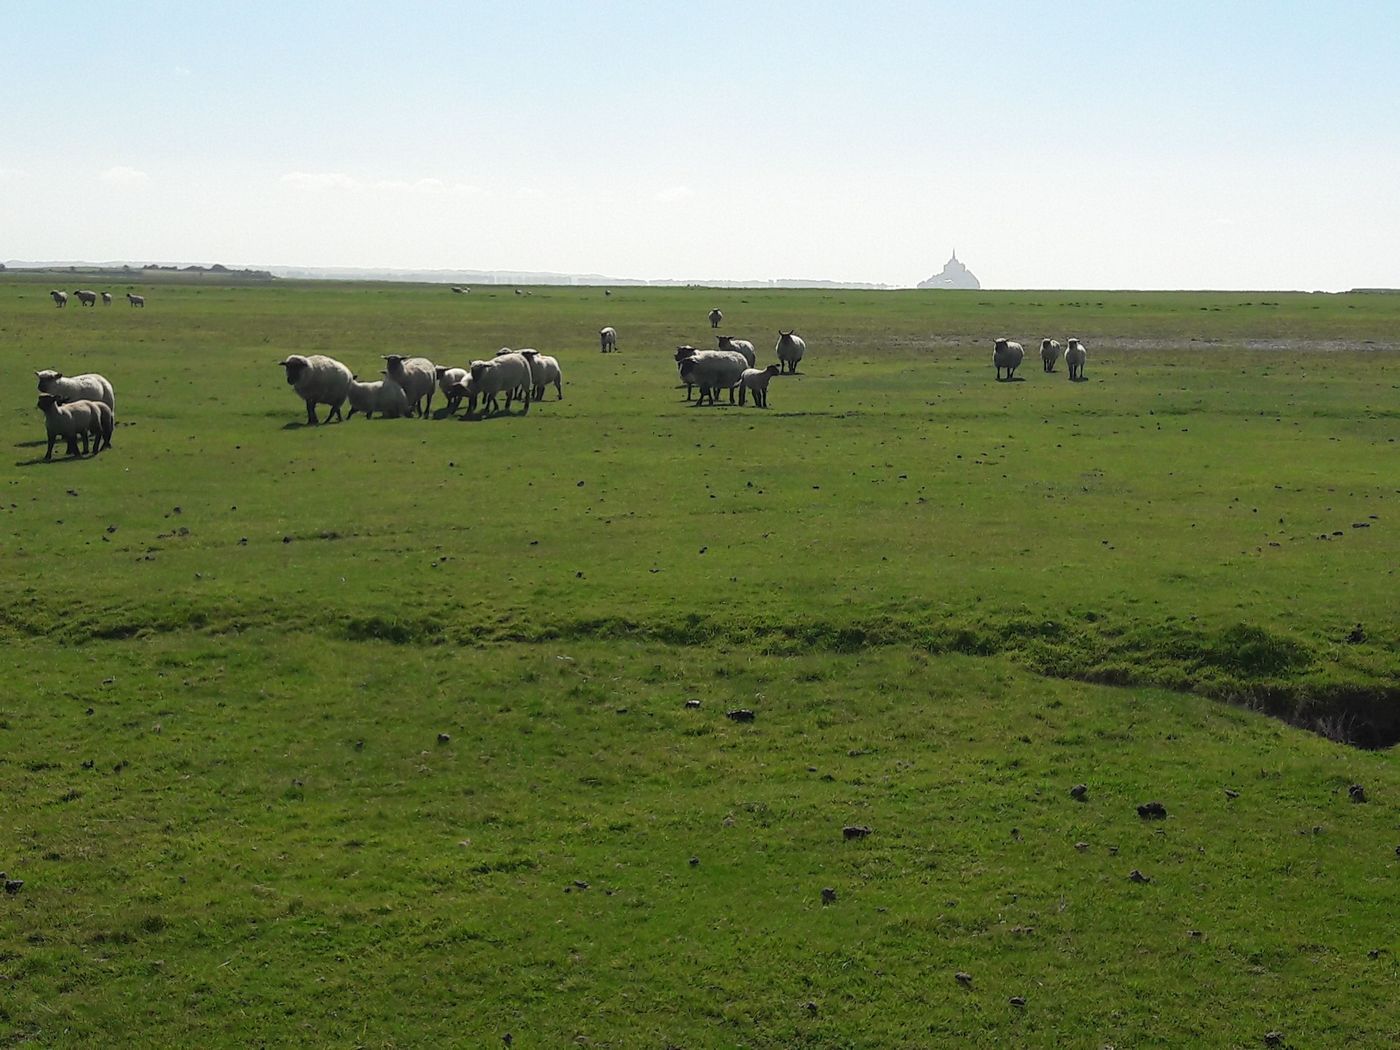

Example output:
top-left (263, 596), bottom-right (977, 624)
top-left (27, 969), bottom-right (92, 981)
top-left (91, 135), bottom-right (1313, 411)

top-left (469, 363), bottom-right (487, 381)
top-left (37, 394), bottom-right (58, 412)
top-left (282, 361), bottom-right (306, 385)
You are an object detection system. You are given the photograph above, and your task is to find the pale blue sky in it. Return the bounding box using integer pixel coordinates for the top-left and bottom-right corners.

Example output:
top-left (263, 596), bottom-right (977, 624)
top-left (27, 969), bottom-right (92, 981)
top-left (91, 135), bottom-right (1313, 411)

top-left (4, 1), bottom-right (1397, 288)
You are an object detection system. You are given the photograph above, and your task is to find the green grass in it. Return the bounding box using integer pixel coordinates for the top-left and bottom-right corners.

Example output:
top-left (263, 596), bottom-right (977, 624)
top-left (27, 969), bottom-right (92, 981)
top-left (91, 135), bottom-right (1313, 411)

top-left (2, 276), bottom-right (1398, 1046)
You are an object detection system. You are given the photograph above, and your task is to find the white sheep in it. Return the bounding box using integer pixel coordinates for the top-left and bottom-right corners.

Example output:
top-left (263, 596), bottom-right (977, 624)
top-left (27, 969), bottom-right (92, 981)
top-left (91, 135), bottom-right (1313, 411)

top-left (1065, 338), bottom-right (1087, 381)
top-left (50, 290), bottom-right (68, 308)
top-left (36, 394), bottom-right (113, 460)
top-left (73, 289), bottom-right (98, 307)
top-left (35, 370), bottom-right (116, 414)
top-left (708, 308), bottom-right (723, 329)
top-left (126, 293), bottom-right (145, 307)
top-left (776, 330), bottom-right (806, 374)
top-left (736, 364), bottom-right (781, 408)
top-left (435, 366), bottom-right (470, 413)
top-left (457, 353), bottom-right (533, 415)
top-left (346, 373), bottom-right (410, 419)
top-left (599, 326), bottom-right (618, 353)
top-left (101, 291), bottom-right (112, 305)
top-left (1040, 338), bottom-right (1062, 372)
top-left (680, 350), bottom-right (748, 405)
top-left (519, 349), bottom-right (563, 401)
top-left (993, 338), bottom-right (1024, 381)
top-left (715, 335), bottom-right (756, 366)
top-left (278, 354), bottom-right (353, 425)
top-left (382, 354), bottom-right (437, 417)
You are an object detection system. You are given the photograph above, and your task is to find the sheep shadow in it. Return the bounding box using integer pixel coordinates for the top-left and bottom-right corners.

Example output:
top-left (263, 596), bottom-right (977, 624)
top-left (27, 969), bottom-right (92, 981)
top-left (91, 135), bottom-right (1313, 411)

top-left (1069, 375), bottom-right (1092, 383)
top-left (13, 439), bottom-right (48, 449)
top-left (14, 452), bottom-right (101, 468)
top-left (459, 407), bottom-right (532, 422)
top-left (996, 376), bottom-right (1028, 383)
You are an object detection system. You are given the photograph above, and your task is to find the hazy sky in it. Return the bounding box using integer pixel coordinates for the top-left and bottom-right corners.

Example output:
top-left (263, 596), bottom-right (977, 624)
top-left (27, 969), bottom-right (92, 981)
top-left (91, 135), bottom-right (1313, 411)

top-left (5, 1), bottom-right (1397, 288)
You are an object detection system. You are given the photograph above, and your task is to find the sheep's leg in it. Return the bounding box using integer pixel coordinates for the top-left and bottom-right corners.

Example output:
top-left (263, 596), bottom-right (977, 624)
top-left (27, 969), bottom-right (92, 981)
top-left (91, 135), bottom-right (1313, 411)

top-left (738, 385), bottom-right (746, 406)
top-left (327, 401), bottom-right (343, 423)
top-left (45, 434), bottom-right (56, 461)
top-left (554, 379), bottom-right (563, 400)
top-left (305, 399), bottom-right (319, 425)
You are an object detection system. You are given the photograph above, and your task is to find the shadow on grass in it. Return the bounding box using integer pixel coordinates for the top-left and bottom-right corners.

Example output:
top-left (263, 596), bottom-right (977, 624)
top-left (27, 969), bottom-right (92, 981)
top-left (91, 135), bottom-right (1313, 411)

top-left (14, 453), bottom-right (99, 468)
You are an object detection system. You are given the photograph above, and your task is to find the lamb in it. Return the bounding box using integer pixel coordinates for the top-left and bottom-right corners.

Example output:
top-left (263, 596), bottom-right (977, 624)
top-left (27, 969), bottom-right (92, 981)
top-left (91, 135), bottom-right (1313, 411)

top-left (456, 353), bottom-right (533, 415)
top-left (599, 326), bottom-right (618, 353)
top-left (36, 394), bottom-right (113, 460)
top-left (715, 335), bottom-right (756, 366)
top-left (776, 330), bottom-right (806, 374)
top-left (101, 291), bottom-right (112, 305)
top-left (679, 350), bottom-right (748, 406)
top-left (708, 308), bottom-right (723, 329)
top-left (277, 354), bottom-right (353, 424)
top-left (35, 370), bottom-right (116, 414)
top-left (519, 349), bottom-right (563, 401)
top-left (345, 373), bottom-right (410, 419)
top-left (73, 289), bottom-right (98, 307)
top-left (736, 364), bottom-right (782, 408)
top-left (993, 338), bottom-right (1025, 380)
top-left (1065, 338), bottom-right (1087, 381)
top-left (435, 366), bottom-right (470, 413)
top-left (382, 354), bottom-right (437, 417)
top-left (1040, 338), bottom-right (1062, 372)
top-left (126, 293), bottom-right (145, 307)
top-left (50, 290), bottom-right (68, 308)
top-left (674, 345), bottom-right (699, 400)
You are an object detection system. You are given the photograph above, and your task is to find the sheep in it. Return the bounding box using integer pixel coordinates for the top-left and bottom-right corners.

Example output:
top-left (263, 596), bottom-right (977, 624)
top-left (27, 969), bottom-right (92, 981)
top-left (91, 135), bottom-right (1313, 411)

top-left (519, 349), bottom-right (563, 401)
top-left (1065, 338), bottom-right (1087, 381)
top-left (450, 286), bottom-right (468, 294)
top-left (36, 394), bottom-right (113, 460)
top-left (381, 354), bottom-right (437, 417)
top-left (126, 293), bottom-right (145, 307)
top-left (101, 291), bottom-right (112, 305)
top-left (35, 370), bottom-right (116, 414)
top-left (715, 335), bottom-right (756, 366)
top-left (278, 354), bottom-right (353, 424)
top-left (680, 350), bottom-right (748, 406)
top-left (458, 353), bottom-right (533, 415)
top-left (674, 345), bottom-right (699, 400)
top-left (50, 290), bottom-right (68, 308)
top-left (1040, 338), bottom-right (1062, 372)
top-left (435, 366), bottom-right (470, 413)
top-left (776, 330), bottom-right (806, 374)
top-left (73, 289), bottom-right (98, 307)
top-left (736, 364), bottom-right (782, 408)
top-left (993, 338), bottom-right (1024, 380)
top-left (599, 326), bottom-right (618, 353)
top-left (345, 373), bottom-right (410, 419)
top-left (708, 308), bottom-right (723, 329)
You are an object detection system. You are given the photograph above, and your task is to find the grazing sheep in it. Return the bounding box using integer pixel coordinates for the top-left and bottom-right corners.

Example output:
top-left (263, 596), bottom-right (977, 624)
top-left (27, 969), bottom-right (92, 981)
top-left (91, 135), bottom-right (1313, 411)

top-left (1040, 338), bottom-right (1062, 372)
top-left (1065, 338), bottom-right (1087, 381)
top-left (278, 354), bottom-right (353, 425)
top-left (346, 373), bottom-right (410, 419)
top-left (460, 353), bottom-right (532, 415)
top-left (73, 289), bottom-right (98, 307)
top-left (382, 354), bottom-right (437, 417)
top-left (126, 293), bottom-right (145, 307)
top-left (715, 335), bottom-right (756, 366)
top-left (101, 291), bottom-right (112, 305)
top-left (708, 308), bottom-right (723, 329)
top-left (993, 338), bottom-right (1025, 380)
top-left (599, 326), bottom-right (618, 353)
top-left (680, 350), bottom-right (748, 406)
top-left (36, 394), bottom-right (113, 460)
top-left (50, 290), bottom-right (68, 308)
top-left (519, 349), bottom-right (563, 401)
top-left (776, 330), bottom-right (806, 374)
top-left (35, 370), bottom-right (115, 414)
top-left (736, 364), bottom-right (782, 408)
top-left (435, 366), bottom-right (470, 413)
top-left (450, 286), bottom-right (468, 294)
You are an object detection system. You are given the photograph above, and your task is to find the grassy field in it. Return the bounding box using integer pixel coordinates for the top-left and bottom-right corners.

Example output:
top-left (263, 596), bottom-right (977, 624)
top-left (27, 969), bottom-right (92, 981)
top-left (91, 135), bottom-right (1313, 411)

top-left (2, 276), bottom-right (1398, 1046)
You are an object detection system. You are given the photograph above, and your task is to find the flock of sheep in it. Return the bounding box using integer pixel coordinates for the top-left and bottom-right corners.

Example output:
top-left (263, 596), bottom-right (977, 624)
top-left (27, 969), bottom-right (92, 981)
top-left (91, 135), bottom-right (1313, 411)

top-left (30, 299), bottom-right (1093, 461)
top-left (50, 289), bottom-right (145, 308)
top-left (995, 337), bottom-right (1088, 381)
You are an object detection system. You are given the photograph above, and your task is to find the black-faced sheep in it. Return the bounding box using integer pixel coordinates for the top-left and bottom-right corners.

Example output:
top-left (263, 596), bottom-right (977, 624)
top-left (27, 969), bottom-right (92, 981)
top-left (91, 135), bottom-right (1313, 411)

top-left (736, 364), bottom-right (781, 408)
top-left (35, 370), bottom-right (115, 414)
top-left (776, 330), bottom-right (806, 374)
top-left (993, 338), bottom-right (1024, 381)
top-left (36, 394), bottom-right (113, 459)
top-left (278, 354), bottom-right (353, 424)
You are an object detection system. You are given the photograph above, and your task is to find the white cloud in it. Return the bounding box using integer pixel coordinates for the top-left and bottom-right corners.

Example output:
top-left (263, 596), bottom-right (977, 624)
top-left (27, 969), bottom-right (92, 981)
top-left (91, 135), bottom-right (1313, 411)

top-left (282, 171), bottom-right (361, 191)
top-left (99, 165), bottom-right (150, 186)
top-left (655, 185), bottom-right (695, 203)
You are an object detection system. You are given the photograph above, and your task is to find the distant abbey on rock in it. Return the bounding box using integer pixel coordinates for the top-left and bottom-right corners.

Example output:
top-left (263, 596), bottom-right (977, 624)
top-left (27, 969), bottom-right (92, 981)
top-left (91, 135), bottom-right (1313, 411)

top-left (917, 250), bottom-right (980, 290)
